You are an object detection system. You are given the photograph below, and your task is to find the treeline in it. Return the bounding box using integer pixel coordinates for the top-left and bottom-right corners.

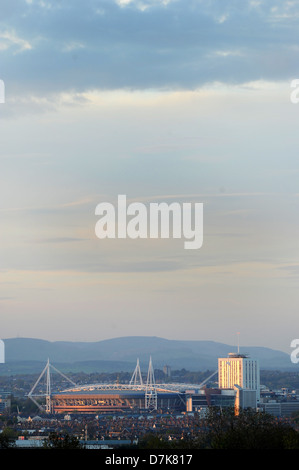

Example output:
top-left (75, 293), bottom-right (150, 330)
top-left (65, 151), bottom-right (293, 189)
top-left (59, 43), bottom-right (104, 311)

top-left (135, 407), bottom-right (299, 449)
top-left (260, 370), bottom-right (299, 390)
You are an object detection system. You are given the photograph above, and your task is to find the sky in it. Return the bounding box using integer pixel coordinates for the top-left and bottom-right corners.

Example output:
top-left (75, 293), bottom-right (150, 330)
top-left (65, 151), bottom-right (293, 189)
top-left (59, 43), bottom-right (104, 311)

top-left (1, 0), bottom-right (299, 354)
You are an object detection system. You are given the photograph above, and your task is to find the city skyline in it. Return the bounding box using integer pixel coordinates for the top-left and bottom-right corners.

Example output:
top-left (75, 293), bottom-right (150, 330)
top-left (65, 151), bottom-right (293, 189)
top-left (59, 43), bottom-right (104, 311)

top-left (1, 1), bottom-right (299, 354)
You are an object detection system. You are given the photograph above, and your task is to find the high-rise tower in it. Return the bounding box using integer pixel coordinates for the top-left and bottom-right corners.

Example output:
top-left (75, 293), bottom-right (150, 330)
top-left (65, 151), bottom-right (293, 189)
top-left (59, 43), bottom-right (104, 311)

top-left (218, 353), bottom-right (260, 410)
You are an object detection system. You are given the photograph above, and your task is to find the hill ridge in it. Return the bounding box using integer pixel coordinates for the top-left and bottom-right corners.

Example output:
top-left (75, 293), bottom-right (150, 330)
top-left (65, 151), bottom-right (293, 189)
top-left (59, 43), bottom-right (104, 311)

top-left (1, 336), bottom-right (294, 373)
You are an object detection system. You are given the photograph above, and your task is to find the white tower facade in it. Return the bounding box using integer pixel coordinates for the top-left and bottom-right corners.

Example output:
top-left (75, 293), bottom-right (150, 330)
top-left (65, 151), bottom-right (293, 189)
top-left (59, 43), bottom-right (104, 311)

top-left (218, 353), bottom-right (260, 409)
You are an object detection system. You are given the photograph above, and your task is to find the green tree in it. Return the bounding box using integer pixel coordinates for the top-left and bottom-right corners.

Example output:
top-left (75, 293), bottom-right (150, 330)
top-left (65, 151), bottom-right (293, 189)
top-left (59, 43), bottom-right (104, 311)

top-left (137, 433), bottom-right (198, 450)
top-left (0, 427), bottom-right (17, 449)
top-left (201, 407), bottom-right (299, 449)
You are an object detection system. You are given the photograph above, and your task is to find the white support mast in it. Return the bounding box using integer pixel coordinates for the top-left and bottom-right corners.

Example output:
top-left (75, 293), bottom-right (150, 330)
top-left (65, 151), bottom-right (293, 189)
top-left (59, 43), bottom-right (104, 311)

top-left (130, 358), bottom-right (143, 386)
top-left (145, 356), bottom-right (157, 411)
top-left (46, 358), bottom-right (51, 413)
top-left (28, 359), bottom-right (77, 413)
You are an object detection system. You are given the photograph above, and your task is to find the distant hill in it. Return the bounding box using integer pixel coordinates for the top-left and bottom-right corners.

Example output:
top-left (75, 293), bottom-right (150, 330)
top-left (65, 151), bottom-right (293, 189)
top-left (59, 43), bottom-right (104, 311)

top-left (0, 336), bottom-right (295, 375)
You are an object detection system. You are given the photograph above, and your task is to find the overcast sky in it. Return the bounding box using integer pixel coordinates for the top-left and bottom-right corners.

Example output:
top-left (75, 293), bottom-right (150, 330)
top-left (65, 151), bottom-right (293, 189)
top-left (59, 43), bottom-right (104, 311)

top-left (1, 0), bottom-right (299, 354)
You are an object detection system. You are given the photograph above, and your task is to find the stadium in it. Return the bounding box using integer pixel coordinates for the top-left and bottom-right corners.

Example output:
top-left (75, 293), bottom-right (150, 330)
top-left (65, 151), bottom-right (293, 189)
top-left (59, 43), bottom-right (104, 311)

top-left (28, 357), bottom-right (222, 415)
top-left (51, 388), bottom-right (186, 414)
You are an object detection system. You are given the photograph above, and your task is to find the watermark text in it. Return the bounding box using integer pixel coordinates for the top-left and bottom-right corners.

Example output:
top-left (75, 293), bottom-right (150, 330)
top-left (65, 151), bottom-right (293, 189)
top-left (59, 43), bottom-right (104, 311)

top-left (95, 195), bottom-right (203, 249)
top-left (290, 339), bottom-right (299, 363)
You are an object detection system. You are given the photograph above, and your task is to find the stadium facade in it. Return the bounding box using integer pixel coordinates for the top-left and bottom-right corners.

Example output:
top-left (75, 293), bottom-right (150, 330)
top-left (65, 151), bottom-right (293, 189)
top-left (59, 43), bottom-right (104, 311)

top-left (51, 389), bottom-right (186, 414)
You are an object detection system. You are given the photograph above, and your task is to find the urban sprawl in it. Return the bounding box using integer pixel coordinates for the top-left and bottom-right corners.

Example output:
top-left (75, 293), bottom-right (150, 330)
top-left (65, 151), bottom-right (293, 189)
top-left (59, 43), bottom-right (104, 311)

top-left (1, 352), bottom-right (299, 449)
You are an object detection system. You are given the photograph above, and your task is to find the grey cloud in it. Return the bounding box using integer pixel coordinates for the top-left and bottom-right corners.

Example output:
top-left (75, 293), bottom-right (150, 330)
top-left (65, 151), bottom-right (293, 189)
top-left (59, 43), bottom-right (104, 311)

top-left (0, 258), bottom-right (187, 274)
top-left (1, 0), bottom-right (299, 98)
top-left (32, 237), bottom-right (88, 244)
top-left (278, 265), bottom-right (299, 278)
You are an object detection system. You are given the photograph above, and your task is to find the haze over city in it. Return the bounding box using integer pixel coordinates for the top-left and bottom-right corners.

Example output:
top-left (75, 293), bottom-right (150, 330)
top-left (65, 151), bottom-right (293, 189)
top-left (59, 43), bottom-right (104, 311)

top-left (1, 0), bottom-right (299, 355)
